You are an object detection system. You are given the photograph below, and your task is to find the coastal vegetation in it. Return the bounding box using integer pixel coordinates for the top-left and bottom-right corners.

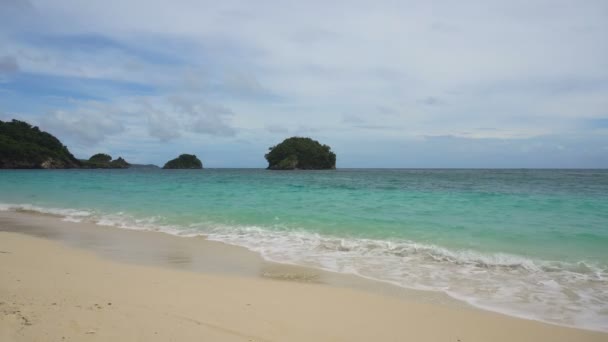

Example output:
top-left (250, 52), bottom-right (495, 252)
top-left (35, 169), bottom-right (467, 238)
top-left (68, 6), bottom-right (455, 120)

top-left (80, 153), bottom-right (130, 169)
top-left (163, 154), bottom-right (203, 169)
top-left (0, 119), bottom-right (156, 169)
top-left (265, 137), bottom-right (336, 170)
top-left (0, 119), bottom-right (80, 169)
top-left (1, 119), bottom-right (335, 171)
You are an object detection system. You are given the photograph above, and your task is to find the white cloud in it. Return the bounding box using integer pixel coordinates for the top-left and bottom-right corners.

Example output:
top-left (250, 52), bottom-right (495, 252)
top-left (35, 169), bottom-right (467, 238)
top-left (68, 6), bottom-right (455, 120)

top-left (1, 0), bottom-right (607, 166)
top-left (145, 107), bottom-right (181, 142)
top-left (40, 104), bottom-right (125, 145)
top-left (169, 96), bottom-right (236, 136)
top-left (265, 124), bottom-right (288, 134)
top-left (40, 94), bottom-right (239, 145)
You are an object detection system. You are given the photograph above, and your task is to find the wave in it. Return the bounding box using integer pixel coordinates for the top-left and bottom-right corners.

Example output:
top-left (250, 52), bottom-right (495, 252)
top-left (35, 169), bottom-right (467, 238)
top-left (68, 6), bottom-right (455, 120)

top-left (1, 202), bottom-right (607, 332)
top-left (0, 203), bottom-right (94, 221)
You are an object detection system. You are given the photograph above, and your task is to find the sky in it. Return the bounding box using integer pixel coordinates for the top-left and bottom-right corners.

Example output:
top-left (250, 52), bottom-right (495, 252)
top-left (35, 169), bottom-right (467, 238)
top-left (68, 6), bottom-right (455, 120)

top-left (1, 0), bottom-right (607, 168)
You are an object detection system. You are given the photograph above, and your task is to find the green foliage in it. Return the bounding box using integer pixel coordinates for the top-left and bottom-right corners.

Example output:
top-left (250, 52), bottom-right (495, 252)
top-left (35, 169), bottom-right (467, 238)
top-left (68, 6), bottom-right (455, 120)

top-left (81, 154), bottom-right (130, 169)
top-left (89, 153), bottom-right (112, 163)
top-left (163, 154), bottom-right (203, 169)
top-left (110, 157), bottom-right (130, 168)
top-left (0, 119), bottom-right (80, 168)
top-left (265, 137), bottom-right (336, 170)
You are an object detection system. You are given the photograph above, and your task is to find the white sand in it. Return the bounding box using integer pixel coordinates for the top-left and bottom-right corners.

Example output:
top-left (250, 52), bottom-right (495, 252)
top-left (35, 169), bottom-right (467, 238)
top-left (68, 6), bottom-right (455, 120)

top-left (1, 230), bottom-right (606, 342)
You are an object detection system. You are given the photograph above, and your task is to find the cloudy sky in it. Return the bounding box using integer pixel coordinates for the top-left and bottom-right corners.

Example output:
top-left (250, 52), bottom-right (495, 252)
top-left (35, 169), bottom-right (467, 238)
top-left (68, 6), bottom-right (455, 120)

top-left (1, 0), bottom-right (607, 167)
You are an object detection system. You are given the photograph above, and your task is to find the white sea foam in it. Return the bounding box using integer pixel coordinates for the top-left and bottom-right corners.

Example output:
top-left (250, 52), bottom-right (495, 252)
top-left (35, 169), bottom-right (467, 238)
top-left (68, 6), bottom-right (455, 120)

top-left (202, 225), bottom-right (608, 332)
top-left (2, 202), bottom-right (607, 332)
top-left (0, 203), bottom-right (93, 221)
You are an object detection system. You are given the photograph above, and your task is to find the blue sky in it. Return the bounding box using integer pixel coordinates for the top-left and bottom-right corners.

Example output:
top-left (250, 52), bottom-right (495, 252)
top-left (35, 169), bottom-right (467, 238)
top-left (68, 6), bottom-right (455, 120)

top-left (1, 0), bottom-right (607, 167)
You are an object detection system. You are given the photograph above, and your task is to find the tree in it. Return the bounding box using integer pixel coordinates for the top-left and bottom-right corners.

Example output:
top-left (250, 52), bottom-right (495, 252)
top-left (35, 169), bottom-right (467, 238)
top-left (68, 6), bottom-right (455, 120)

top-left (81, 153), bottom-right (130, 168)
top-left (0, 119), bottom-right (80, 168)
top-left (89, 153), bottom-right (112, 163)
top-left (163, 154), bottom-right (203, 169)
top-left (110, 157), bottom-right (130, 168)
top-left (265, 137), bottom-right (336, 170)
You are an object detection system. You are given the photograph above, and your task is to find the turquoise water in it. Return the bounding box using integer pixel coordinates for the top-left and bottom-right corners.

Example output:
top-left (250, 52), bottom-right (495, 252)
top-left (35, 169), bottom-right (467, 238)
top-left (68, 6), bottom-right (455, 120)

top-left (1, 169), bottom-right (607, 330)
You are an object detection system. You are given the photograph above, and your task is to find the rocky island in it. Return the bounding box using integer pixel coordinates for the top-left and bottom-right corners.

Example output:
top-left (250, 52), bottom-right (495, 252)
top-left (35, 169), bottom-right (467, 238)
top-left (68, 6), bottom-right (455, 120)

top-left (0, 119), bottom-right (80, 169)
top-left (265, 137), bottom-right (336, 170)
top-left (0, 119), bottom-right (134, 169)
top-left (80, 153), bottom-right (131, 169)
top-left (163, 154), bottom-right (203, 169)
top-left (0, 119), bottom-right (198, 170)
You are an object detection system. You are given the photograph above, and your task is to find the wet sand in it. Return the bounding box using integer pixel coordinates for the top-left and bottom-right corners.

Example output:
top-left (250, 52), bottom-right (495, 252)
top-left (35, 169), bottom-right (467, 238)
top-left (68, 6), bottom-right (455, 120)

top-left (0, 211), bottom-right (463, 306)
top-left (1, 211), bottom-right (606, 341)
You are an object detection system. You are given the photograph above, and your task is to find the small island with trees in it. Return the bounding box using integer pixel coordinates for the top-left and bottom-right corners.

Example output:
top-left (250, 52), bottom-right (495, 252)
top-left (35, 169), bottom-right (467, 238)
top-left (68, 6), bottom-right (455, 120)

top-left (0, 119), bottom-right (135, 169)
top-left (0, 119), bottom-right (81, 169)
top-left (163, 154), bottom-right (203, 169)
top-left (1, 119), bottom-right (338, 170)
top-left (81, 153), bottom-right (130, 169)
top-left (265, 137), bottom-right (336, 170)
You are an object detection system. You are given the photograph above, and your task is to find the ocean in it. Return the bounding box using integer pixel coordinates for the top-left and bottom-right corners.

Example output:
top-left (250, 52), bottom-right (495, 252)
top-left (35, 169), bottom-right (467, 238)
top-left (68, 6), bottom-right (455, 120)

top-left (0, 169), bottom-right (607, 331)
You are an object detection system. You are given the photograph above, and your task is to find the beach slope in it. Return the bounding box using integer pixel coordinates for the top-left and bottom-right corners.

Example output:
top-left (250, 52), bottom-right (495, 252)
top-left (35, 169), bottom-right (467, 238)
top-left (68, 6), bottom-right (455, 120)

top-left (1, 231), bottom-right (606, 342)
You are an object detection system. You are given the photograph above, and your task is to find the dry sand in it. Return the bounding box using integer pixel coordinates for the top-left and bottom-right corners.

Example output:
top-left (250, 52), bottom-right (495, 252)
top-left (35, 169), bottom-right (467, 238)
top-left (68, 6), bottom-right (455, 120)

top-left (1, 217), bottom-right (606, 341)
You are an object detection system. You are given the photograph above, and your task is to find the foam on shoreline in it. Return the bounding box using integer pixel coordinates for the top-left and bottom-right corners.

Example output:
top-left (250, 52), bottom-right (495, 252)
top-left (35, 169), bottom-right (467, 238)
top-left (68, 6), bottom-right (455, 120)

top-left (1, 202), bottom-right (607, 332)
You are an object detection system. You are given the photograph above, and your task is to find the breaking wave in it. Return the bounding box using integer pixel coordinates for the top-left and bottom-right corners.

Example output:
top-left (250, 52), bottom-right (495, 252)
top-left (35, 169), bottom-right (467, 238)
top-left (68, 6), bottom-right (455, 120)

top-left (2, 202), bottom-right (607, 332)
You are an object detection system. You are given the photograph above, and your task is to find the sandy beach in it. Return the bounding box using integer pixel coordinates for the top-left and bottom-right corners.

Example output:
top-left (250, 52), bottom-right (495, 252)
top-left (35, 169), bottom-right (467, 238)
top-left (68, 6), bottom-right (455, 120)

top-left (0, 212), bottom-right (606, 341)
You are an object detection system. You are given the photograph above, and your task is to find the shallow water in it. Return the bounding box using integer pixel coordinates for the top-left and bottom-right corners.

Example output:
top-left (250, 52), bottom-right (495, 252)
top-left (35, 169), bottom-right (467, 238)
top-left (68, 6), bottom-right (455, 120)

top-left (1, 169), bottom-right (607, 331)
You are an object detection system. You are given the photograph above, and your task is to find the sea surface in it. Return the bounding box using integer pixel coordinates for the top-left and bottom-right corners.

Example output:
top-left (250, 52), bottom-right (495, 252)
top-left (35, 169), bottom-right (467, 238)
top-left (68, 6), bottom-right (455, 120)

top-left (1, 169), bottom-right (607, 331)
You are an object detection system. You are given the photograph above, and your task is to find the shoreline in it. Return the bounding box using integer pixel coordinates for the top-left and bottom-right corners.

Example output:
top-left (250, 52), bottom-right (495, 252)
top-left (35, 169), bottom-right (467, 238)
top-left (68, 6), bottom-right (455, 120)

top-left (1, 169), bottom-right (606, 333)
top-left (2, 208), bottom-right (607, 332)
top-left (0, 211), bottom-right (463, 306)
top-left (1, 212), bottom-right (607, 341)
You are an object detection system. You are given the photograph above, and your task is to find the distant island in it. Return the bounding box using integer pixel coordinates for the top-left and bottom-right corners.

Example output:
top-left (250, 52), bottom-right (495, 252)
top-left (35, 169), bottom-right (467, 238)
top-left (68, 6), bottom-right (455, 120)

top-left (163, 154), bottom-right (203, 169)
top-left (2, 119), bottom-right (336, 171)
top-left (0, 119), bottom-right (80, 169)
top-left (0, 119), bottom-right (154, 169)
top-left (1, 119), bottom-right (202, 170)
top-left (265, 137), bottom-right (336, 170)
top-left (81, 153), bottom-right (130, 169)
top-left (129, 163), bottom-right (160, 169)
